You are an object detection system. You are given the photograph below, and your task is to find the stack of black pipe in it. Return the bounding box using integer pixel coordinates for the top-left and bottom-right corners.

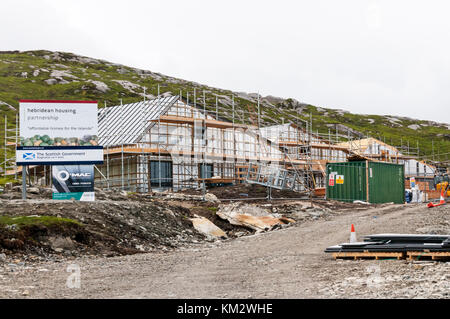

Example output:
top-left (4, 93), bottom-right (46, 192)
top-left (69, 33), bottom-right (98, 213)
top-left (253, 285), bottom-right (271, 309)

top-left (325, 234), bottom-right (450, 253)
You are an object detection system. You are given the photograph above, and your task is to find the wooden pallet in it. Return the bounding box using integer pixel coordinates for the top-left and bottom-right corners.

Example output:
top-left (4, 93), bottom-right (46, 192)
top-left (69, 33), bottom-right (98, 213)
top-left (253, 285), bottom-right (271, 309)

top-left (407, 251), bottom-right (450, 261)
top-left (332, 251), bottom-right (404, 260)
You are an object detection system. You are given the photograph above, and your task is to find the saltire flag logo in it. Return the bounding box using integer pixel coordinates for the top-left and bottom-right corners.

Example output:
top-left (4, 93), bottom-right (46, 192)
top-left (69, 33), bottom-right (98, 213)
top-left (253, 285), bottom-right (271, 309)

top-left (23, 152), bottom-right (36, 160)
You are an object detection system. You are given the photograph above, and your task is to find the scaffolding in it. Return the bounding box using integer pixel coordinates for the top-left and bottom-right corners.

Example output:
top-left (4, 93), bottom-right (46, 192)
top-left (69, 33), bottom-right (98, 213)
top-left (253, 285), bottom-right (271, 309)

top-left (4, 91), bottom-right (438, 194)
top-left (93, 92), bottom-right (355, 194)
top-left (3, 114), bottom-right (19, 180)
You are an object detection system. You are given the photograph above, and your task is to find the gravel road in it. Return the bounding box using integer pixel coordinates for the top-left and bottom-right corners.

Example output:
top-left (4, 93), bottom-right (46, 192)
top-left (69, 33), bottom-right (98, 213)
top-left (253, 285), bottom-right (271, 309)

top-left (1, 203), bottom-right (449, 299)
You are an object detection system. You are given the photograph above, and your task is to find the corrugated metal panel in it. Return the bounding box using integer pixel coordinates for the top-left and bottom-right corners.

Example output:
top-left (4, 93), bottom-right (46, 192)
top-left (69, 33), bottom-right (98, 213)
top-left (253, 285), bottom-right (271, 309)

top-left (326, 162), bottom-right (367, 202)
top-left (368, 162), bottom-right (405, 204)
top-left (98, 96), bottom-right (179, 147)
top-left (326, 161), bottom-right (405, 204)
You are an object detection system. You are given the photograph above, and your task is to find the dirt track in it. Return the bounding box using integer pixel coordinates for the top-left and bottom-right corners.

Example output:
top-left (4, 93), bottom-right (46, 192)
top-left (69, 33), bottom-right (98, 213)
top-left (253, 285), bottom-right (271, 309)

top-left (1, 203), bottom-right (449, 299)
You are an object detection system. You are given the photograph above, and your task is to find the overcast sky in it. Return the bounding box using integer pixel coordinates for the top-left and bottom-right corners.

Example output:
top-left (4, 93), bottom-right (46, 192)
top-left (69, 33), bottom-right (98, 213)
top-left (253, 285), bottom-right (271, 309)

top-left (1, 0), bottom-right (449, 124)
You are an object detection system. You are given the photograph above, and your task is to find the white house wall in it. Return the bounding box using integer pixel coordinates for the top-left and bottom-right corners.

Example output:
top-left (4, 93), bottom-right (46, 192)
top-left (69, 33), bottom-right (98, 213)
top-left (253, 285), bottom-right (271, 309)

top-left (363, 141), bottom-right (398, 156)
top-left (403, 159), bottom-right (436, 177)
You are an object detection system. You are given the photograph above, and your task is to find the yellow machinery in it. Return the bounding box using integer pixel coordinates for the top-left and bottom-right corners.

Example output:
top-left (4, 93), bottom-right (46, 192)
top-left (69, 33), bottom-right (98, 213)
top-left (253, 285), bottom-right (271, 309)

top-left (435, 175), bottom-right (450, 197)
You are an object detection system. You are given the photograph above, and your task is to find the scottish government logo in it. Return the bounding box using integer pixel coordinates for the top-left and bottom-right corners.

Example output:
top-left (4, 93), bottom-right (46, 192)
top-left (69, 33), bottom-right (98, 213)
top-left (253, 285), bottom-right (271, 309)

top-left (23, 152), bottom-right (36, 160)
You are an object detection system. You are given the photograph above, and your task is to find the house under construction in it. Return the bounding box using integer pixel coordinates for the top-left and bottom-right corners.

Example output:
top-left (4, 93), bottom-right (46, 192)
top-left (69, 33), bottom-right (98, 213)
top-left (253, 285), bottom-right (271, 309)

top-left (92, 94), bottom-right (356, 194)
top-left (4, 93), bottom-right (445, 196)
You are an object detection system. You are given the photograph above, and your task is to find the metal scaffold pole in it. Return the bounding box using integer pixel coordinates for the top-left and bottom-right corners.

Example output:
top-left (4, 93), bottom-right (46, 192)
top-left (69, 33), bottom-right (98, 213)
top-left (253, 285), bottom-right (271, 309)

top-left (202, 90), bottom-right (206, 201)
top-left (432, 140), bottom-right (434, 161)
top-left (4, 115), bottom-right (7, 177)
top-left (120, 98), bottom-right (124, 190)
top-left (105, 101), bottom-right (110, 189)
top-left (215, 96), bottom-right (218, 120)
top-left (232, 94), bottom-right (234, 125)
top-left (232, 94), bottom-right (236, 179)
top-left (329, 128), bottom-right (331, 159)
top-left (158, 84), bottom-right (161, 189)
top-left (141, 88), bottom-right (147, 192)
top-left (257, 92), bottom-right (261, 129)
top-left (15, 113), bottom-right (18, 180)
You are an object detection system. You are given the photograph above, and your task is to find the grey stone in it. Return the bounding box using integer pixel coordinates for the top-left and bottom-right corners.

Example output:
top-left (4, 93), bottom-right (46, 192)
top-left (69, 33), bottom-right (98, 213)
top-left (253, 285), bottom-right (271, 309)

top-left (408, 124), bottom-right (421, 130)
top-left (27, 187), bottom-right (40, 194)
top-left (44, 78), bottom-right (58, 85)
top-left (87, 80), bottom-right (109, 93)
top-left (49, 236), bottom-right (75, 251)
top-left (117, 67), bottom-right (129, 74)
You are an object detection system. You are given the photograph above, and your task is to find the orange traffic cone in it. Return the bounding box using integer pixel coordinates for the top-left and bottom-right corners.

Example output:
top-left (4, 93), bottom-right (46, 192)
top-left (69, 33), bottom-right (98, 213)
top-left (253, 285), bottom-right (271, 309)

top-left (428, 188), bottom-right (447, 208)
top-left (350, 224), bottom-right (357, 243)
top-left (439, 189), bottom-right (445, 204)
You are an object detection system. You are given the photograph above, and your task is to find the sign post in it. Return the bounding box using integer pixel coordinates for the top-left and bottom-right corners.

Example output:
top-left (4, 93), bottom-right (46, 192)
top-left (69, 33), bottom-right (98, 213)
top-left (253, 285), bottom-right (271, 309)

top-left (16, 100), bottom-right (103, 201)
top-left (22, 166), bottom-right (26, 200)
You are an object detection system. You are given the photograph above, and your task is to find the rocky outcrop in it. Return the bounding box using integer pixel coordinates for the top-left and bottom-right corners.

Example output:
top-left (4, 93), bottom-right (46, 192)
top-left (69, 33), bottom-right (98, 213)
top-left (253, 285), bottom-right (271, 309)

top-left (408, 124), bottom-right (421, 130)
top-left (87, 80), bottom-right (109, 93)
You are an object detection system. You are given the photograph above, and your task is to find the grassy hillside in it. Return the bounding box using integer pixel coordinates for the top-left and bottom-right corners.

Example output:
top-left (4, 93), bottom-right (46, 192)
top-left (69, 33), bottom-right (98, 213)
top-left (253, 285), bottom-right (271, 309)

top-left (0, 50), bottom-right (449, 165)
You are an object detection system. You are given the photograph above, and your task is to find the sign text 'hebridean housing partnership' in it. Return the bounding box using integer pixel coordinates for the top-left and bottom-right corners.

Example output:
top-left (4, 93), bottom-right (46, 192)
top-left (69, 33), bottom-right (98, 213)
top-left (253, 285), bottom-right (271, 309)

top-left (16, 100), bottom-right (103, 165)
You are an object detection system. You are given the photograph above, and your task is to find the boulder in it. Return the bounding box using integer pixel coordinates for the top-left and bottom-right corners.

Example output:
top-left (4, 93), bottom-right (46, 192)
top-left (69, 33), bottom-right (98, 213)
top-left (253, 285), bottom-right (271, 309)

top-left (49, 236), bottom-right (75, 251)
top-left (44, 78), bottom-right (58, 85)
top-left (27, 187), bottom-right (40, 194)
top-left (205, 193), bottom-right (220, 203)
top-left (190, 216), bottom-right (227, 240)
top-left (216, 203), bottom-right (295, 232)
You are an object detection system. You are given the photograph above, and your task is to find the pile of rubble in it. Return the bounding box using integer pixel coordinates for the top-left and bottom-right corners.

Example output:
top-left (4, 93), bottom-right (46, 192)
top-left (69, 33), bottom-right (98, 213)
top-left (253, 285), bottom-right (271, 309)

top-left (0, 185), bottom-right (52, 200)
top-left (0, 184), bottom-right (385, 260)
top-left (0, 199), bottom-right (204, 258)
top-left (0, 186), bottom-right (221, 203)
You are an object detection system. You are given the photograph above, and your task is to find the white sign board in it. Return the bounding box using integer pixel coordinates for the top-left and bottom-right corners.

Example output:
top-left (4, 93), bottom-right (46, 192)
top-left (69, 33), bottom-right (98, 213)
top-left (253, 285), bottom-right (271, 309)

top-left (17, 100), bottom-right (103, 165)
top-left (16, 148), bottom-right (103, 164)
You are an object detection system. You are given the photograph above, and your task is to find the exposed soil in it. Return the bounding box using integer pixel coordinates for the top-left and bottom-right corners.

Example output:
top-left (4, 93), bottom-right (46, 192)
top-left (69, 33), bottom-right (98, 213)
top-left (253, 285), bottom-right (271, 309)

top-left (1, 204), bottom-right (449, 299)
top-left (0, 199), bottom-right (205, 259)
top-left (0, 221), bottom-right (89, 256)
top-left (1, 184), bottom-right (448, 299)
top-left (0, 185), bottom-right (389, 259)
top-left (181, 183), bottom-right (308, 201)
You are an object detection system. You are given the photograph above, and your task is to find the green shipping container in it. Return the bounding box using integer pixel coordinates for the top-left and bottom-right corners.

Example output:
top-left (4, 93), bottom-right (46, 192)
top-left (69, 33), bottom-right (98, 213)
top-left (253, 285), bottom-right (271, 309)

top-left (326, 161), bottom-right (405, 204)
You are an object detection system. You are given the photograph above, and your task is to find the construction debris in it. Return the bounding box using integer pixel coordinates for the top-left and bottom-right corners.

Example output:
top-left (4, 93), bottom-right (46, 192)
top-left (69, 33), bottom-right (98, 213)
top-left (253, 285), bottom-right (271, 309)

top-left (325, 233), bottom-right (450, 261)
top-left (204, 193), bottom-right (220, 203)
top-left (216, 202), bottom-right (295, 232)
top-left (190, 216), bottom-right (227, 240)
top-left (0, 199), bottom-right (205, 258)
